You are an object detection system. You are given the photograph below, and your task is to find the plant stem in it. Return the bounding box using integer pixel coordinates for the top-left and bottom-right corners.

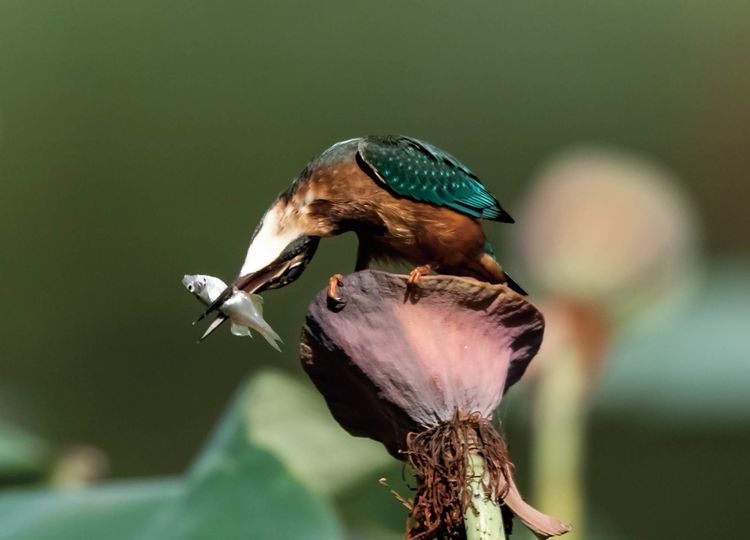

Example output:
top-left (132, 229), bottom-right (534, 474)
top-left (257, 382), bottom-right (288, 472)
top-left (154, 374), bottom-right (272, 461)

top-left (464, 451), bottom-right (506, 540)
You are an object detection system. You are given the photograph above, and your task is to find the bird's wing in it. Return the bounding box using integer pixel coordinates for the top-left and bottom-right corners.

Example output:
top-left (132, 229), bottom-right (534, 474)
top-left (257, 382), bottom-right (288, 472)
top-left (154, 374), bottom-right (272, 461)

top-left (357, 135), bottom-right (514, 223)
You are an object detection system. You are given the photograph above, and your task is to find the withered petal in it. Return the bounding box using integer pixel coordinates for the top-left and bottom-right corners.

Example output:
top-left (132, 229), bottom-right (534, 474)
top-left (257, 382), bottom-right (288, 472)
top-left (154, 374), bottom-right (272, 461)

top-left (300, 270), bottom-right (544, 456)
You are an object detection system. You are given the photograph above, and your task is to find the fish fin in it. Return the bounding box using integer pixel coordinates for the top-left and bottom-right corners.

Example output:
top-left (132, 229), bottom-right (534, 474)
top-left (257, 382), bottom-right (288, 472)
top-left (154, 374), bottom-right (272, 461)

top-left (230, 323), bottom-right (253, 338)
top-left (234, 291), bottom-right (264, 314)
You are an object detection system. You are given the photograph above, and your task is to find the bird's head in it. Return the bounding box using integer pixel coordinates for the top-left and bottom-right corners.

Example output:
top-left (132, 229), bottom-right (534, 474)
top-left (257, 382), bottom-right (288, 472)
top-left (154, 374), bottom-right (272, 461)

top-left (195, 202), bottom-right (320, 332)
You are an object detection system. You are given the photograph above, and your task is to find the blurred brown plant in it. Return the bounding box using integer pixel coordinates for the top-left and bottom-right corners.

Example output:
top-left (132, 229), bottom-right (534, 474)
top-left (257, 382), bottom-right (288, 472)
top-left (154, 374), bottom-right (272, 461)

top-left (517, 146), bottom-right (699, 325)
top-left (513, 146), bottom-right (701, 538)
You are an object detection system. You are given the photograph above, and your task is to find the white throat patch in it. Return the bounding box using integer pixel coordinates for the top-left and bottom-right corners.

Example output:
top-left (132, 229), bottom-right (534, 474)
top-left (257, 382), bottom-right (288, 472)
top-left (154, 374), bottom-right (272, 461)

top-left (239, 205), bottom-right (303, 277)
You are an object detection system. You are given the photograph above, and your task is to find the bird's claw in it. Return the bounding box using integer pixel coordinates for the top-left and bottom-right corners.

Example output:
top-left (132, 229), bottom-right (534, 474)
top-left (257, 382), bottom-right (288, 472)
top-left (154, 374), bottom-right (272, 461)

top-left (327, 274), bottom-right (345, 308)
top-left (407, 265), bottom-right (432, 286)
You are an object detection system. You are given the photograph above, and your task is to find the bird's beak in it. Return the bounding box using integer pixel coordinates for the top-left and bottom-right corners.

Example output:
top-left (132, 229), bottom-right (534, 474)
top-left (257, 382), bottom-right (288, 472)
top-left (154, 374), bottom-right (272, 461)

top-left (193, 260), bottom-right (296, 342)
top-left (233, 260), bottom-right (295, 295)
top-left (198, 314), bottom-right (228, 342)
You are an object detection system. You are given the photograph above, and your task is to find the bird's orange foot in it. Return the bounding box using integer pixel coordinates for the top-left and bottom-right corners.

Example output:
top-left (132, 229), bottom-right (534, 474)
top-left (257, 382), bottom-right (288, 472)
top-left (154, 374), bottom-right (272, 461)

top-left (407, 265), bottom-right (432, 286)
top-left (327, 274), bottom-right (345, 307)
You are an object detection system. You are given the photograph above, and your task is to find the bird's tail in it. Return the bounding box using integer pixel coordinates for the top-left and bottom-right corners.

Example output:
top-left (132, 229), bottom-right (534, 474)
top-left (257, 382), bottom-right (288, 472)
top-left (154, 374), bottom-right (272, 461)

top-left (502, 271), bottom-right (528, 296)
top-left (481, 241), bottom-right (528, 296)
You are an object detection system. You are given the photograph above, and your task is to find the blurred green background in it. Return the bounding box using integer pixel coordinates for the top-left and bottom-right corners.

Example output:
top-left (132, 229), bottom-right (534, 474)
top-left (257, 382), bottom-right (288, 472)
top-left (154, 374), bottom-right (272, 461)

top-left (1, 1), bottom-right (748, 539)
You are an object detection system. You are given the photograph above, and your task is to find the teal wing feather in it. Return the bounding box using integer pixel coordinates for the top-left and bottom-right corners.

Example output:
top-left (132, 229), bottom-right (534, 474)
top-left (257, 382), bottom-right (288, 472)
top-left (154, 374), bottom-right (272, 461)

top-left (357, 135), bottom-right (514, 223)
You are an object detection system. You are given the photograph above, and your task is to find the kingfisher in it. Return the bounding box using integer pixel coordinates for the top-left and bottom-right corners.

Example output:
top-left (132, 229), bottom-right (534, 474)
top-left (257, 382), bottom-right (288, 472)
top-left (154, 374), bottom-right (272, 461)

top-left (197, 135), bottom-right (525, 339)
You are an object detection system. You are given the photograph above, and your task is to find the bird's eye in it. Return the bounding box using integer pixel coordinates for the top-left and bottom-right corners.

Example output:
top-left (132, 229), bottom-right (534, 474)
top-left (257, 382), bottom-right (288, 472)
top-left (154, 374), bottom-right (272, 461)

top-left (285, 264), bottom-right (304, 282)
top-left (188, 284), bottom-right (195, 293)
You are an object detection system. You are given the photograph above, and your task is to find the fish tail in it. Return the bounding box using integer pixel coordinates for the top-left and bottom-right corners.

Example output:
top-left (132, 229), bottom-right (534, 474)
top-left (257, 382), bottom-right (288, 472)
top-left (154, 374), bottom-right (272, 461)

top-left (259, 328), bottom-right (283, 352)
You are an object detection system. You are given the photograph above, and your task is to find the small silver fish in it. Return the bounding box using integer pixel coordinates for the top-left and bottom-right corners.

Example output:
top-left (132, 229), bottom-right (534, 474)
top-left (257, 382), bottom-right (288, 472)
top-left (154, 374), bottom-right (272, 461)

top-left (182, 274), bottom-right (282, 351)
